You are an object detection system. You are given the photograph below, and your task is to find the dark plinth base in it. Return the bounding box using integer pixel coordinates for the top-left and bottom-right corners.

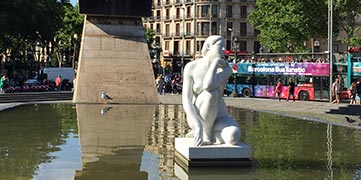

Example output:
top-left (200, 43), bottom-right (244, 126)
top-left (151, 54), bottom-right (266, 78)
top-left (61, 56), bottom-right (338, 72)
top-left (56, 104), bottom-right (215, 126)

top-left (174, 138), bottom-right (253, 169)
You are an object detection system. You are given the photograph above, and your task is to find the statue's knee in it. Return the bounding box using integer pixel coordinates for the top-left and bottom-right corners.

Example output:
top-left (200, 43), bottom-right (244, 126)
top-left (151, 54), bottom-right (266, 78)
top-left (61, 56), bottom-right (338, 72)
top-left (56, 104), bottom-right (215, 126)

top-left (221, 126), bottom-right (241, 145)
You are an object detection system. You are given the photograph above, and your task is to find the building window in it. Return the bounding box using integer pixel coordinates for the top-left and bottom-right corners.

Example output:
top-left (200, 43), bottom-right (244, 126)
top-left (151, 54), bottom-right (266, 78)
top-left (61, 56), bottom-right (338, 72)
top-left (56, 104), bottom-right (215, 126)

top-left (240, 23), bottom-right (247, 36)
top-left (186, 23), bottom-right (191, 36)
top-left (226, 5), bottom-right (232, 18)
top-left (240, 6), bottom-right (247, 18)
top-left (165, 41), bottom-right (169, 51)
top-left (165, 24), bottom-right (170, 36)
top-left (156, 10), bottom-right (161, 20)
top-left (176, 8), bottom-right (180, 19)
top-left (187, 6), bottom-right (191, 18)
top-left (174, 41), bottom-right (179, 55)
top-left (254, 41), bottom-right (261, 53)
top-left (239, 41), bottom-right (247, 51)
top-left (211, 22), bottom-right (217, 35)
top-left (212, 5), bottom-right (218, 18)
top-left (227, 22), bottom-right (233, 36)
top-left (196, 41), bottom-right (205, 52)
top-left (226, 40), bottom-right (231, 51)
top-left (254, 29), bottom-right (260, 36)
top-left (176, 24), bottom-right (180, 36)
top-left (166, 9), bottom-right (170, 20)
top-left (200, 5), bottom-right (210, 18)
top-left (201, 22), bottom-right (210, 35)
top-left (156, 23), bottom-right (160, 34)
top-left (186, 41), bottom-right (191, 55)
top-left (333, 44), bottom-right (339, 53)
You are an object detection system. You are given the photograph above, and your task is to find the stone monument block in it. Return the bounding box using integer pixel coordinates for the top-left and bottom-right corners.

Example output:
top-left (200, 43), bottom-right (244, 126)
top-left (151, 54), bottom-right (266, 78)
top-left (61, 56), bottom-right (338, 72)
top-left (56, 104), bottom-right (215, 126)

top-left (73, 16), bottom-right (158, 103)
top-left (74, 0), bottom-right (158, 104)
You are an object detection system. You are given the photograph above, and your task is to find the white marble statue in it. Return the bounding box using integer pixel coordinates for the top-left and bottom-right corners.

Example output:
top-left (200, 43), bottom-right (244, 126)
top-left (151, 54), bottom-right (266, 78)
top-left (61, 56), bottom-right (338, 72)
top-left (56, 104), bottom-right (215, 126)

top-left (182, 35), bottom-right (241, 146)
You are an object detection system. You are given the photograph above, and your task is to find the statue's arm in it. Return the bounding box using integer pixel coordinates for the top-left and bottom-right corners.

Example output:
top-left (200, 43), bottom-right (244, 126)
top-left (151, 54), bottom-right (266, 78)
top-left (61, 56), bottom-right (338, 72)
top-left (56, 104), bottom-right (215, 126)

top-left (182, 64), bottom-right (204, 146)
top-left (203, 58), bottom-right (232, 91)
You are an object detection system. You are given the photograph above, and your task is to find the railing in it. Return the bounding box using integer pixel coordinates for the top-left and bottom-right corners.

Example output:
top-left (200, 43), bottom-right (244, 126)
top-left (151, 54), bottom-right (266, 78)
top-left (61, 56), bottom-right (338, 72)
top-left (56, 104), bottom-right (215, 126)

top-left (163, 16), bottom-right (172, 21)
top-left (152, 2), bottom-right (161, 8)
top-left (164, 0), bottom-right (172, 6)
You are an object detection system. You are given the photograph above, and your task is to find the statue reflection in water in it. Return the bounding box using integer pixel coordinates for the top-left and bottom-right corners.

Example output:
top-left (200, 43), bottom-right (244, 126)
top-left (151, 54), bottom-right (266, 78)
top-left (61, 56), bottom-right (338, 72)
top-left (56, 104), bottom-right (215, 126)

top-left (182, 35), bottom-right (241, 146)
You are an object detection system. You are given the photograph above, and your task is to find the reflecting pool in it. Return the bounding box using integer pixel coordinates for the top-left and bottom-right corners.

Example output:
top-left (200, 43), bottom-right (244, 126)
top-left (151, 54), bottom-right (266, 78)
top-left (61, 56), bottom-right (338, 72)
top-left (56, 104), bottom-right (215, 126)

top-left (0, 104), bottom-right (361, 180)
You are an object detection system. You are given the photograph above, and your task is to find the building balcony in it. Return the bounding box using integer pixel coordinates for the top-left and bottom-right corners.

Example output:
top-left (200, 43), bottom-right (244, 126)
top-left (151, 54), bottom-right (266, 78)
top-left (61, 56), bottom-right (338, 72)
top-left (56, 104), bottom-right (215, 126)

top-left (184, 0), bottom-right (194, 4)
top-left (163, 16), bottom-right (172, 22)
top-left (152, 2), bottom-right (161, 8)
top-left (194, 31), bottom-right (211, 37)
top-left (173, 0), bottom-right (182, 6)
top-left (163, 0), bottom-right (172, 7)
top-left (173, 15), bottom-right (183, 21)
top-left (154, 16), bottom-right (161, 21)
top-left (195, 0), bottom-right (211, 3)
top-left (172, 32), bottom-right (182, 37)
top-left (155, 29), bottom-right (161, 35)
top-left (163, 33), bottom-right (172, 38)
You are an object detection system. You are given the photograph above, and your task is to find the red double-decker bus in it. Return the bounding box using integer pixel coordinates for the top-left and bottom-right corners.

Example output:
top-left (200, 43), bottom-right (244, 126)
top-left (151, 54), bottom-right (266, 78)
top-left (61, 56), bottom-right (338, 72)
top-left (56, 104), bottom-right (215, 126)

top-left (226, 52), bottom-right (331, 101)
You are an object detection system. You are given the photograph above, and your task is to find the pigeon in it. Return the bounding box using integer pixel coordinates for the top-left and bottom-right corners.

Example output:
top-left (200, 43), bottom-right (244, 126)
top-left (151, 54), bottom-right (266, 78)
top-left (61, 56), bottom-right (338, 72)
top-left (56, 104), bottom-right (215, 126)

top-left (101, 91), bottom-right (113, 104)
top-left (101, 106), bottom-right (113, 115)
top-left (345, 116), bottom-right (357, 123)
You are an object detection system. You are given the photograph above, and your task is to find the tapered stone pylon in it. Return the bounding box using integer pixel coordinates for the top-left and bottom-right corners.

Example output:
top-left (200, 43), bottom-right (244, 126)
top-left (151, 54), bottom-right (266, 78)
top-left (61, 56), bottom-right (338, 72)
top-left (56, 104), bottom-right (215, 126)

top-left (73, 16), bottom-right (158, 104)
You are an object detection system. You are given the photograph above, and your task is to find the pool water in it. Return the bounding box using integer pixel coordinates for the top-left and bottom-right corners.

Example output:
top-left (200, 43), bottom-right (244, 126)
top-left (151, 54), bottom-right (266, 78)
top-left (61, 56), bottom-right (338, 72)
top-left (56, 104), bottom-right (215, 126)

top-left (0, 104), bottom-right (361, 180)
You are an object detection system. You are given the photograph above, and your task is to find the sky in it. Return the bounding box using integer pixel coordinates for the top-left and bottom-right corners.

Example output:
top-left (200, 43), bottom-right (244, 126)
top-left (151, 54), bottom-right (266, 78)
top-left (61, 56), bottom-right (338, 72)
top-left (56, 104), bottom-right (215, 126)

top-left (70, 0), bottom-right (76, 6)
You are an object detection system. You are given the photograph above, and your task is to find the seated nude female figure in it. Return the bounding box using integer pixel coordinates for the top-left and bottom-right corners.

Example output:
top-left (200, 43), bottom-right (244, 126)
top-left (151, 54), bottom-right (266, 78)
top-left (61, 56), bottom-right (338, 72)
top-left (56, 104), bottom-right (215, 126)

top-left (182, 35), bottom-right (241, 146)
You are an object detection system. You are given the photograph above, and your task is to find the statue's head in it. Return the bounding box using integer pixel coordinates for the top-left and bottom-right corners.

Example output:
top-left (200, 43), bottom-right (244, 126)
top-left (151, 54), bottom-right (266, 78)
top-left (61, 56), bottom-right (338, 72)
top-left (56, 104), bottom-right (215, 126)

top-left (201, 36), bottom-right (225, 57)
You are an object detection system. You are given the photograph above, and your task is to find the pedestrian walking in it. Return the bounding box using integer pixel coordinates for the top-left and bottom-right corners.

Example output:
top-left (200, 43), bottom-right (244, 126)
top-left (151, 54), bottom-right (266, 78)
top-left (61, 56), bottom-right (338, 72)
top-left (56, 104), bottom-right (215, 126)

top-left (275, 79), bottom-right (283, 101)
top-left (55, 75), bottom-right (62, 92)
top-left (0, 74), bottom-right (9, 93)
top-left (287, 78), bottom-right (296, 102)
top-left (332, 78), bottom-right (341, 104)
top-left (156, 75), bottom-right (164, 95)
top-left (349, 81), bottom-right (357, 104)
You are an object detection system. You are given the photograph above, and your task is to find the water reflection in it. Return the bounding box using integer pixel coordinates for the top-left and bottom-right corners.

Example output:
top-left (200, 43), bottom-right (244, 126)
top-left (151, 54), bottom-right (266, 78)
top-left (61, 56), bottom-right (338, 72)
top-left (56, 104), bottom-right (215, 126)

top-left (0, 104), bottom-right (79, 180)
top-left (1, 104), bottom-right (361, 179)
top-left (74, 104), bottom-right (155, 180)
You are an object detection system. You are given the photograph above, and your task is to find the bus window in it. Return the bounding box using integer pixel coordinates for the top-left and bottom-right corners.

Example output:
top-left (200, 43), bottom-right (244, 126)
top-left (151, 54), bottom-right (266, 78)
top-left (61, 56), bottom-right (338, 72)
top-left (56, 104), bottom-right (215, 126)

top-left (255, 75), bottom-right (268, 85)
top-left (237, 74), bottom-right (253, 84)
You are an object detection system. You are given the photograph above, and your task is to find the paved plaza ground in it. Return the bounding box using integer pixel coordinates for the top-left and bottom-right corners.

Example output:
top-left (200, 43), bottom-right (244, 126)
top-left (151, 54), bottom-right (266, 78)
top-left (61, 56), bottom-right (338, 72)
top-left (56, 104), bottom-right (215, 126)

top-left (1, 94), bottom-right (360, 130)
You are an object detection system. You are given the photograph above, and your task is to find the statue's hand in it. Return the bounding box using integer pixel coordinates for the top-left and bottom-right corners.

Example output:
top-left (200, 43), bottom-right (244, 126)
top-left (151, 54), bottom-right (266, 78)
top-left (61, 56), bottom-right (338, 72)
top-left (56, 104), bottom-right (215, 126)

top-left (193, 126), bottom-right (203, 146)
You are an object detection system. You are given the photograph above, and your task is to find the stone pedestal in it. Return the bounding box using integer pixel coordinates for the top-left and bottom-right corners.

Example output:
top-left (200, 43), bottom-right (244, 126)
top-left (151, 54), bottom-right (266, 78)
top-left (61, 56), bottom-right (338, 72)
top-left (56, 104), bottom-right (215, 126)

top-left (174, 138), bottom-right (252, 168)
top-left (73, 16), bottom-right (158, 104)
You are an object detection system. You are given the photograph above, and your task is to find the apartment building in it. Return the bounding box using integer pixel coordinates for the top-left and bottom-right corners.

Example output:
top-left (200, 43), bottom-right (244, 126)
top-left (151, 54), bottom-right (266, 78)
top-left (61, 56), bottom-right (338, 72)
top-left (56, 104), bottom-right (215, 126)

top-left (143, 0), bottom-right (258, 73)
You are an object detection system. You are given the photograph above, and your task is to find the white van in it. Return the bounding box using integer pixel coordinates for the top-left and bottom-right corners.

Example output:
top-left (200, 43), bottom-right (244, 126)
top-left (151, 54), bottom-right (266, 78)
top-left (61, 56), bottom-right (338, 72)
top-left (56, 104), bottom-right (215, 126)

top-left (25, 67), bottom-right (75, 84)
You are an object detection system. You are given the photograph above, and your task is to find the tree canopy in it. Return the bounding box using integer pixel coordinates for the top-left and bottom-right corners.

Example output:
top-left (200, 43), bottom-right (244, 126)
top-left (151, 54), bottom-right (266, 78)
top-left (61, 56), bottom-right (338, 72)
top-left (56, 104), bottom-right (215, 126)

top-left (0, 0), bottom-right (83, 67)
top-left (248, 0), bottom-right (361, 52)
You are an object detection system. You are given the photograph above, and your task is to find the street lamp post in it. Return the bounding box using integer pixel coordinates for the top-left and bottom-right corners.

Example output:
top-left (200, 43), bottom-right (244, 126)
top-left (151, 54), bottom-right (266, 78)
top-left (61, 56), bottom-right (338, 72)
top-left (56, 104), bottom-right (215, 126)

top-left (328, 0), bottom-right (333, 102)
top-left (231, 37), bottom-right (239, 97)
top-left (181, 5), bottom-right (186, 76)
top-left (35, 41), bottom-right (42, 82)
top-left (72, 34), bottom-right (78, 70)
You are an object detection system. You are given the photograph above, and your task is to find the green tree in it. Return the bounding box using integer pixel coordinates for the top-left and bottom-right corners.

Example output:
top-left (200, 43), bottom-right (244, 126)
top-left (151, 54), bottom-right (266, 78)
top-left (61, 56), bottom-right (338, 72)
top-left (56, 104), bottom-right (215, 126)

top-left (333, 0), bottom-right (361, 48)
top-left (53, 3), bottom-right (84, 67)
top-left (248, 0), bottom-right (328, 53)
top-left (0, 0), bottom-right (63, 57)
top-left (145, 27), bottom-right (155, 50)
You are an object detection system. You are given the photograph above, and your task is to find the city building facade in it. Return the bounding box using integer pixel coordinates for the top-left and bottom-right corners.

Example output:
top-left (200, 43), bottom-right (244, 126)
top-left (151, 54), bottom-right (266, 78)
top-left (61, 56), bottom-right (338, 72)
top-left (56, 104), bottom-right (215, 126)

top-left (143, 0), bottom-right (258, 74)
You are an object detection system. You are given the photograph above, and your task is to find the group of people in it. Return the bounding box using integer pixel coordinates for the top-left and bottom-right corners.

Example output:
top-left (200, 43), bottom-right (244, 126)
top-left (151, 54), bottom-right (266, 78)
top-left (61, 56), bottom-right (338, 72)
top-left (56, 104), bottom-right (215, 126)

top-left (275, 78), bottom-right (296, 102)
top-left (229, 56), bottom-right (328, 64)
top-left (332, 78), bottom-right (361, 104)
top-left (155, 73), bottom-right (182, 95)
